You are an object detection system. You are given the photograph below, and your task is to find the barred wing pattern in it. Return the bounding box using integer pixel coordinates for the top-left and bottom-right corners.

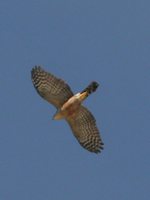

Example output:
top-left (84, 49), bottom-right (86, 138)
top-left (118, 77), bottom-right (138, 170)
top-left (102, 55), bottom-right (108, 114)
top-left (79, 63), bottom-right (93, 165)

top-left (31, 66), bottom-right (74, 108)
top-left (67, 106), bottom-right (103, 153)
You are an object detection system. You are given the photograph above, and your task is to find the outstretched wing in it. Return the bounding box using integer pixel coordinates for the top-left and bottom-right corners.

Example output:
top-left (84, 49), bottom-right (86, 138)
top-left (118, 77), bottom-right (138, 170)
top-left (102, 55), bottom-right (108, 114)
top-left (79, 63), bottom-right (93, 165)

top-left (31, 66), bottom-right (74, 108)
top-left (66, 106), bottom-right (104, 153)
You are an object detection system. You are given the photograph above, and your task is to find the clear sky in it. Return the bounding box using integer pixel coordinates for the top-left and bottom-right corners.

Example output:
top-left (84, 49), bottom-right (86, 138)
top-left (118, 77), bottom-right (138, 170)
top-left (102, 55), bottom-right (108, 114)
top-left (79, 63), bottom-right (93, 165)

top-left (0, 1), bottom-right (149, 199)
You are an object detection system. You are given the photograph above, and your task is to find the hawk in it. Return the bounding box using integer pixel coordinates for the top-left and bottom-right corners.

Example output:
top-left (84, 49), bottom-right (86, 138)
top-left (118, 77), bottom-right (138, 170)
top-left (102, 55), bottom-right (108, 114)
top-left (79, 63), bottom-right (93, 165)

top-left (31, 66), bottom-right (104, 153)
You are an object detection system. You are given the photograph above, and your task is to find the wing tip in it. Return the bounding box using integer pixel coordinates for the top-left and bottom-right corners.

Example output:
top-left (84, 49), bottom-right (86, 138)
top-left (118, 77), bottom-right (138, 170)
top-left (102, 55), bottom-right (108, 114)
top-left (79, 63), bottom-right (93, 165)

top-left (79, 139), bottom-right (104, 154)
top-left (31, 65), bottom-right (42, 74)
top-left (90, 141), bottom-right (104, 154)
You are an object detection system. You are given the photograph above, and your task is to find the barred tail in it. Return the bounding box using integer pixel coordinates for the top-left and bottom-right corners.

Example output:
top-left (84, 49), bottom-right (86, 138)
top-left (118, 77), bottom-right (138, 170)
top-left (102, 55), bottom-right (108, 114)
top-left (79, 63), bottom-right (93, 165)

top-left (81, 81), bottom-right (99, 96)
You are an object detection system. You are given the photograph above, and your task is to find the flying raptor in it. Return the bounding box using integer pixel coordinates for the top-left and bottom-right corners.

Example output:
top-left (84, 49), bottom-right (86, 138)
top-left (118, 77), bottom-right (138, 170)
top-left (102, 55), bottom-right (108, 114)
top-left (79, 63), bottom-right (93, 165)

top-left (31, 66), bottom-right (104, 153)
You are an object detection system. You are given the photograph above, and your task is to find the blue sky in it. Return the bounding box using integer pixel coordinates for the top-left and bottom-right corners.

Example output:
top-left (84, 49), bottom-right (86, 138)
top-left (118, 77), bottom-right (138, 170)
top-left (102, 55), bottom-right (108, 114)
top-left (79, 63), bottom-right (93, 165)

top-left (0, 0), bottom-right (149, 199)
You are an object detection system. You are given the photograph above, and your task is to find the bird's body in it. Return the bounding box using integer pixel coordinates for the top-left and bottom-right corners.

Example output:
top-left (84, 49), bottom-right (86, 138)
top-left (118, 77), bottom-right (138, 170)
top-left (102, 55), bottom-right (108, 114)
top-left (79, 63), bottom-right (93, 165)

top-left (53, 90), bottom-right (95, 120)
top-left (53, 93), bottom-right (81, 120)
top-left (31, 66), bottom-right (104, 153)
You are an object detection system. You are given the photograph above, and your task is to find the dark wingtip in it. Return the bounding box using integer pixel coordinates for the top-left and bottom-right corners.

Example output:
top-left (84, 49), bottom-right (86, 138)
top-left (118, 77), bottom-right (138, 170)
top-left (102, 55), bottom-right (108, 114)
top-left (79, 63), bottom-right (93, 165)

top-left (95, 142), bottom-right (104, 154)
top-left (31, 66), bottom-right (43, 77)
top-left (89, 142), bottom-right (104, 154)
top-left (31, 65), bottom-right (41, 72)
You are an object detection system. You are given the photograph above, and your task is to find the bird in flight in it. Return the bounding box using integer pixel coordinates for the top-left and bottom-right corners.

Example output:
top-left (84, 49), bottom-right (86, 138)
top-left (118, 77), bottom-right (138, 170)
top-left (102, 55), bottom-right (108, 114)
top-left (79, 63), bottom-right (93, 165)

top-left (31, 66), bottom-right (104, 153)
